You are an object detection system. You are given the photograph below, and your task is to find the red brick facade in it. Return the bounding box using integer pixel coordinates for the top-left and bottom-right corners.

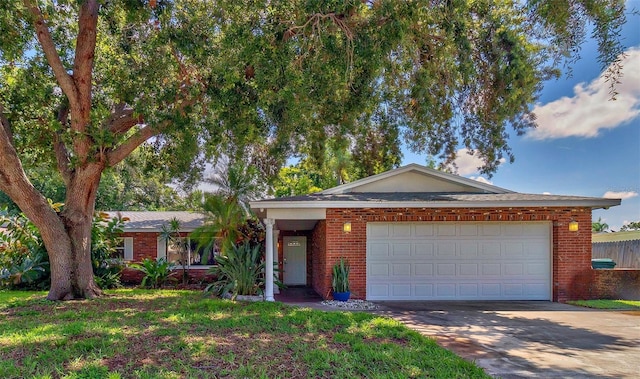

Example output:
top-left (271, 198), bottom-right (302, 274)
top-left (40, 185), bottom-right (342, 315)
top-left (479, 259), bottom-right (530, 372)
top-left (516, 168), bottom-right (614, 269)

top-left (305, 206), bottom-right (593, 302)
top-left (120, 231), bottom-right (214, 284)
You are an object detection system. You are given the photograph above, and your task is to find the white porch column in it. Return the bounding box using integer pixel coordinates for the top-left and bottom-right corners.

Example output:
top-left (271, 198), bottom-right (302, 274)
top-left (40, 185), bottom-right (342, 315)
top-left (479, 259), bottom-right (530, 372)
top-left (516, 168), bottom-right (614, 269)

top-left (264, 218), bottom-right (275, 301)
top-left (273, 229), bottom-right (280, 294)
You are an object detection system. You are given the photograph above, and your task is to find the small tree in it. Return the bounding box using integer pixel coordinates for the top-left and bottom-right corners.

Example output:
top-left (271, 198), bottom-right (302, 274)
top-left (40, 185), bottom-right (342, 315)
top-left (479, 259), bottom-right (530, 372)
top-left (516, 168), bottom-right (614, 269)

top-left (159, 217), bottom-right (190, 285)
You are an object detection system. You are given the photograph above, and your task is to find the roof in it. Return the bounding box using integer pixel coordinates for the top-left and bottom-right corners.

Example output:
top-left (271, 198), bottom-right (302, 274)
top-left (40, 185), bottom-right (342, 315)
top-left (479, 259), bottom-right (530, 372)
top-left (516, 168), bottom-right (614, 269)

top-left (105, 211), bottom-right (205, 232)
top-left (593, 231), bottom-right (640, 243)
top-left (250, 164), bottom-right (621, 210)
top-left (320, 163), bottom-right (512, 194)
top-left (251, 192), bottom-right (621, 209)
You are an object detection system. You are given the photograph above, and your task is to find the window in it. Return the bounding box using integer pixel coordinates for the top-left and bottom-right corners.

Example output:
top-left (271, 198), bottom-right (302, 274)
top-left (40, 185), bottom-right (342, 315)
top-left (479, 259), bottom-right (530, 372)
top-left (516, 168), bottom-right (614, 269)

top-left (115, 237), bottom-right (133, 261)
top-left (188, 238), bottom-right (218, 267)
top-left (157, 236), bottom-right (218, 268)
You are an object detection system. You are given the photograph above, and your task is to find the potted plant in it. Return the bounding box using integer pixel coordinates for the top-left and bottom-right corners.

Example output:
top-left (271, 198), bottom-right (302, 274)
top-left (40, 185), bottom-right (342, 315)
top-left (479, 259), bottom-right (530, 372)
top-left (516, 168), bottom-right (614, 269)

top-left (332, 258), bottom-right (350, 301)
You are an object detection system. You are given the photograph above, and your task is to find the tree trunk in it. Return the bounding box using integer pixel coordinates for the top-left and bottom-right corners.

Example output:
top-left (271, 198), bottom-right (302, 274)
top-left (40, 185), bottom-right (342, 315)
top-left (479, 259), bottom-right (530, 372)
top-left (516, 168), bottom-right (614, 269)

top-left (50, 163), bottom-right (104, 300)
top-left (1, 162), bottom-right (105, 300)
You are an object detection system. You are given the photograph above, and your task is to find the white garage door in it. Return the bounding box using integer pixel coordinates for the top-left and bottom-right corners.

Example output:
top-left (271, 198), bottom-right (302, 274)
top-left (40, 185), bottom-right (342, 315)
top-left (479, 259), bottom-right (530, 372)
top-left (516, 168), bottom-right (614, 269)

top-left (366, 222), bottom-right (551, 300)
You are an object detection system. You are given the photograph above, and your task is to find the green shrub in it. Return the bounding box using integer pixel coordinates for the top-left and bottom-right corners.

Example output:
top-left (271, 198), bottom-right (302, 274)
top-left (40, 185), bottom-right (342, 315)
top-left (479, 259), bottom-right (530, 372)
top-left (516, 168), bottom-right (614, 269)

top-left (91, 212), bottom-right (127, 289)
top-left (0, 209), bottom-right (50, 290)
top-left (130, 258), bottom-right (176, 289)
top-left (206, 242), bottom-right (266, 299)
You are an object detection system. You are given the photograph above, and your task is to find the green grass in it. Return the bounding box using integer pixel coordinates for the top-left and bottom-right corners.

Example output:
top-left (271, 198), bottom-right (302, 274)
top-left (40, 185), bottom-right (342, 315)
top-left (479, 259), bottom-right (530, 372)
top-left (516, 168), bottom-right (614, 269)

top-left (0, 289), bottom-right (489, 378)
top-left (568, 299), bottom-right (640, 310)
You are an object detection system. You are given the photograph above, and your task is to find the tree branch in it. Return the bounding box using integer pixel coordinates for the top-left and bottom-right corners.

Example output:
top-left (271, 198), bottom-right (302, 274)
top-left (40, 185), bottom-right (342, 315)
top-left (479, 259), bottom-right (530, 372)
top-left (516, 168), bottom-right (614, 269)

top-left (105, 107), bottom-right (144, 136)
top-left (106, 125), bottom-right (157, 166)
top-left (54, 105), bottom-right (72, 186)
top-left (23, 0), bottom-right (79, 108)
top-left (73, 0), bottom-right (99, 117)
top-left (0, 104), bottom-right (13, 146)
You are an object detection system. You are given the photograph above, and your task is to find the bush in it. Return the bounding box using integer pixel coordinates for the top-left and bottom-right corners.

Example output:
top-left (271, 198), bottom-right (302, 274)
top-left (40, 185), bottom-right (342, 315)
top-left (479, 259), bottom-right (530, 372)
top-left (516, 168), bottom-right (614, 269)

top-left (130, 258), bottom-right (176, 289)
top-left (91, 212), bottom-right (127, 289)
top-left (205, 242), bottom-right (266, 299)
top-left (0, 209), bottom-right (50, 290)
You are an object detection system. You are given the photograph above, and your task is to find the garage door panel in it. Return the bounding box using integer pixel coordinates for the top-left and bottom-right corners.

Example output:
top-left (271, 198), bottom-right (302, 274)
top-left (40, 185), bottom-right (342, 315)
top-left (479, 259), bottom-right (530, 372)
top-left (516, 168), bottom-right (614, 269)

top-left (437, 263), bottom-right (456, 276)
top-left (414, 263), bottom-right (433, 276)
top-left (392, 243), bottom-right (411, 257)
top-left (414, 224), bottom-right (434, 236)
top-left (436, 242), bottom-right (456, 257)
top-left (392, 224), bottom-right (411, 237)
top-left (392, 263), bottom-right (411, 276)
top-left (367, 222), bottom-right (551, 301)
top-left (414, 243), bottom-right (434, 257)
top-left (437, 224), bottom-right (456, 236)
top-left (369, 263), bottom-right (389, 277)
top-left (480, 243), bottom-right (501, 258)
top-left (414, 284), bottom-right (434, 297)
top-left (482, 263), bottom-right (501, 276)
top-left (460, 243), bottom-right (478, 258)
top-left (369, 243), bottom-right (389, 258)
top-left (460, 224), bottom-right (478, 236)
top-left (503, 263), bottom-right (524, 276)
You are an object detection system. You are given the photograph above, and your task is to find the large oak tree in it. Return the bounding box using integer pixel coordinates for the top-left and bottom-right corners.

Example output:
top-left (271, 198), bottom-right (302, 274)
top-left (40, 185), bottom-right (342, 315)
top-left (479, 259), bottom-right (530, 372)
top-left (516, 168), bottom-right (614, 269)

top-left (0, 0), bottom-right (626, 300)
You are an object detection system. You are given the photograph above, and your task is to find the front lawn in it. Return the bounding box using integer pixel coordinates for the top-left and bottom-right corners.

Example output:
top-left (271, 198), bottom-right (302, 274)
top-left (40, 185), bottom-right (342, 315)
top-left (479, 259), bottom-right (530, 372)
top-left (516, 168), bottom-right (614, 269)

top-left (568, 299), bottom-right (640, 310)
top-left (0, 289), bottom-right (488, 378)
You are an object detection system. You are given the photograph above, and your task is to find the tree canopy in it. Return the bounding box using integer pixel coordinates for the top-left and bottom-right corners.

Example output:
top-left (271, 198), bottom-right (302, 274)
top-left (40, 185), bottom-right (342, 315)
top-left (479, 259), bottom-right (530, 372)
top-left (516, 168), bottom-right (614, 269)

top-left (0, 0), bottom-right (627, 299)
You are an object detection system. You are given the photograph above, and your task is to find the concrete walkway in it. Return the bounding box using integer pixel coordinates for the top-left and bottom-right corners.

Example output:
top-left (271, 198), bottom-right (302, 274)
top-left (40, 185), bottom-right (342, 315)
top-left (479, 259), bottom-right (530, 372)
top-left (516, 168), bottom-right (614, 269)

top-left (373, 301), bottom-right (640, 378)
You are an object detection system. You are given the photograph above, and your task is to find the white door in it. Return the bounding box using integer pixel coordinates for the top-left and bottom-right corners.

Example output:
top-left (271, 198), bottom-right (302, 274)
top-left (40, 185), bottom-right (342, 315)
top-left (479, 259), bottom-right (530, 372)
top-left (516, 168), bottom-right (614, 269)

top-left (283, 236), bottom-right (307, 285)
top-left (367, 222), bottom-right (551, 300)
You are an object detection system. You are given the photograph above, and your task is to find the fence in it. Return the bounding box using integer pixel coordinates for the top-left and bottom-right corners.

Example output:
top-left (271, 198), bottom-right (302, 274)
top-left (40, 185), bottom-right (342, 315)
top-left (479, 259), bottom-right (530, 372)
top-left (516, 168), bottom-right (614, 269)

top-left (592, 239), bottom-right (640, 268)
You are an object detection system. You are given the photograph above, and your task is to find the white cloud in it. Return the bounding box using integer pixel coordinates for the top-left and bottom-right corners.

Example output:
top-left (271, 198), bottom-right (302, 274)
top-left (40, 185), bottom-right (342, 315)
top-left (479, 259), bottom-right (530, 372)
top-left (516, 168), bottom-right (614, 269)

top-left (542, 192), bottom-right (552, 195)
top-left (528, 47), bottom-right (640, 140)
top-left (448, 148), bottom-right (506, 175)
top-left (603, 191), bottom-right (638, 200)
top-left (470, 176), bottom-right (493, 185)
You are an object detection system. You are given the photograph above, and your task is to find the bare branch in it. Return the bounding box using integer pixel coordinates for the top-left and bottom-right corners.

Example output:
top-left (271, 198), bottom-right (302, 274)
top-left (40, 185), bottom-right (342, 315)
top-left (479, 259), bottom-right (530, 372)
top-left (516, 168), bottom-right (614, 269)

top-left (23, 0), bottom-right (79, 108)
top-left (106, 125), bottom-right (157, 166)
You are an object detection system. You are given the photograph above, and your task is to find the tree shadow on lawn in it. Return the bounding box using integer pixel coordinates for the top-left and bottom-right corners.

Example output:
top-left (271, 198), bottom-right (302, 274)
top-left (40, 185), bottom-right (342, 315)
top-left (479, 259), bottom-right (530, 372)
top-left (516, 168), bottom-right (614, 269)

top-left (1, 291), bottom-right (489, 378)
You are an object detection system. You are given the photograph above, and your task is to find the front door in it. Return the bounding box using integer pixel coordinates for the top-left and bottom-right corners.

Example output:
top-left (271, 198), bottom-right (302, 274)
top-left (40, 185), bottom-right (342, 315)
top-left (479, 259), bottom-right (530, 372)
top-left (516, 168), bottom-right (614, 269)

top-left (283, 236), bottom-right (307, 285)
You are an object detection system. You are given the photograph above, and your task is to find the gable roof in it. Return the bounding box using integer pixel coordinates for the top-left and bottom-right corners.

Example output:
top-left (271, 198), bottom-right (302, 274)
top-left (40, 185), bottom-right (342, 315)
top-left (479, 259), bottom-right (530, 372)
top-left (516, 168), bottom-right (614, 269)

top-left (321, 163), bottom-right (512, 195)
top-left (250, 164), bottom-right (621, 211)
top-left (105, 211), bottom-right (205, 232)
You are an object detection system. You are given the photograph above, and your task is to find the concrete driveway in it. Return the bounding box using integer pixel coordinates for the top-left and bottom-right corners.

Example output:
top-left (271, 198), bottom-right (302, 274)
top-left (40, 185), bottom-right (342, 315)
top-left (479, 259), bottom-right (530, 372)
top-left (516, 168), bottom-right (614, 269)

top-left (374, 301), bottom-right (640, 378)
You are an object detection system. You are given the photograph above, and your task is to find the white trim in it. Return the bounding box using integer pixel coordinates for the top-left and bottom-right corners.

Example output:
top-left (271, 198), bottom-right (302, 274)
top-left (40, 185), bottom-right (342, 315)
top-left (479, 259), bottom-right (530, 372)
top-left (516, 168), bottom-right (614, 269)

top-left (251, 199), bottom-right (621, 210)
top-left (157, 236), bottom-right (167, 260)
top-left (320, 164), bottom-right (512, 195)
top-left (123, 237), bottom-right (134, 261)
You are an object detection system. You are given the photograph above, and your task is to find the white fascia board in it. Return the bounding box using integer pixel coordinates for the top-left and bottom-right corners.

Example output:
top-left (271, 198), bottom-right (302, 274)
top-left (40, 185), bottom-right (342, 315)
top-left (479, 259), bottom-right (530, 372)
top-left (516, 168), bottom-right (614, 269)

top-left (252, 199), bottom-right (621, 210)
top-left (265, 208), bottom-right (326, 220)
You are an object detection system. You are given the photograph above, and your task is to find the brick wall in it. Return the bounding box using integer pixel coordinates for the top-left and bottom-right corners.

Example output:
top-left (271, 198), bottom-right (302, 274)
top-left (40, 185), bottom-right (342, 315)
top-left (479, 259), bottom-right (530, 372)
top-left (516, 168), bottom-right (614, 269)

top-left (321, 207), bottom-right (593, 302)
top-left (590, 269), bottom-right (640, 300)
top-left (311, 220), bottom-right (327, 298)
top-left (120, 231), bottom-right (214, 285)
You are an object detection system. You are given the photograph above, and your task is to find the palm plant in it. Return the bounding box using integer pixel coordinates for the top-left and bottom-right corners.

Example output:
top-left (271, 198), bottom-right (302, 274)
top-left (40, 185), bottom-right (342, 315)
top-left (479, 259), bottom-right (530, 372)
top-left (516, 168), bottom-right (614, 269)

top-left (159, 217), bottom-right (190, 284)
top-left (190, 194), bottom-right (246, 261)
top-left (205, 158), bottom-right (263, 213)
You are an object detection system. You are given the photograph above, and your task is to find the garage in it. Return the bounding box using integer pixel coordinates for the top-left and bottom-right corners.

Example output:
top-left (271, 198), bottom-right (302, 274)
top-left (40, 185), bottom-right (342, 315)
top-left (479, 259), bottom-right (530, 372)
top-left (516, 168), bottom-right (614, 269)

top-left (366, 222), bottom-right (552, 300)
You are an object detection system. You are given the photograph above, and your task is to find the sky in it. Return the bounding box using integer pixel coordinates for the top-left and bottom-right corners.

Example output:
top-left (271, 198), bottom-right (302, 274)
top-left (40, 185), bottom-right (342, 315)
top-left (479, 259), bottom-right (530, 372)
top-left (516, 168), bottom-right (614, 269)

top-left (401, 4), bottom-right (640, 231)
